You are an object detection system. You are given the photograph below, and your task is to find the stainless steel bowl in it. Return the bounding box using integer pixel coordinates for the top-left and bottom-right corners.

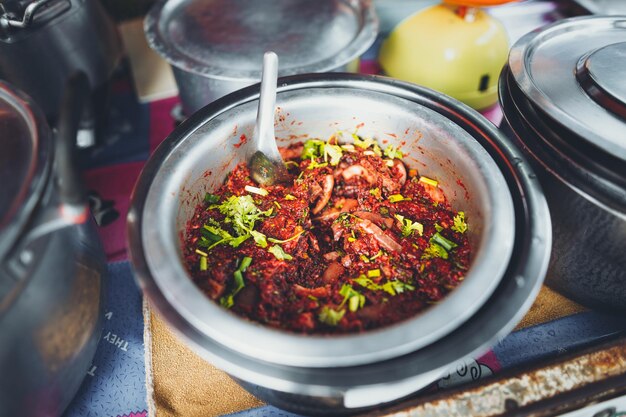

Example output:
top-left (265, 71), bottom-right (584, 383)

top-left (128, 74), bottom-right (551, 411)
top-left (144, 0), bottom-right (378, 115)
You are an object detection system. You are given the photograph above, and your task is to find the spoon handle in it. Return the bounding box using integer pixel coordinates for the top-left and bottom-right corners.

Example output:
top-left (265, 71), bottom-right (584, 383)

top-left (255, 51), bottom-right (279, 158)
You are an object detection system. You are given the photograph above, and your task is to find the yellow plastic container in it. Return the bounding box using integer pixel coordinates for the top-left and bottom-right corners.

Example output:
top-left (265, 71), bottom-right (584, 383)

top-left (379, 3), bottom-right (509, 110)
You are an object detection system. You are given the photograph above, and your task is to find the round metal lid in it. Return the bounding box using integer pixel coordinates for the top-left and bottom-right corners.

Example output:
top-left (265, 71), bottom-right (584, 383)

top-left (144, 0), bottom-right (378, 81)
top-left (0, 82), bottom-right (50, 262)
top-left (509, 16), bottom-right (626, 163)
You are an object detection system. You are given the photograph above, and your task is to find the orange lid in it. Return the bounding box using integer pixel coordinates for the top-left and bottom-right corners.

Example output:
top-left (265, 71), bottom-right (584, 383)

top-left (443, 0), bottom-right (517, 6)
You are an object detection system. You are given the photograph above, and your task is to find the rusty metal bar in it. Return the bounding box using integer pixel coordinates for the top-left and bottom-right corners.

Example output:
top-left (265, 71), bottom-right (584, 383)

top-left (361, 336), bottom-right (626, 417)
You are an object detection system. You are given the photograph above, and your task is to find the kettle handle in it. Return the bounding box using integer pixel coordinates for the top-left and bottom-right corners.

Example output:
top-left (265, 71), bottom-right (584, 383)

top-left (15, 72), bottom-right (91, 246)
top-left (56, 71), bottom-right (89, 208)
top-left (0, 0), bottom-right (50, 29)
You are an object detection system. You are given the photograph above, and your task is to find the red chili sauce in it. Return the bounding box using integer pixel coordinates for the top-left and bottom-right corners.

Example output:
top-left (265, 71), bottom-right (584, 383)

top-left (183, 135), bottom-right (471, 334)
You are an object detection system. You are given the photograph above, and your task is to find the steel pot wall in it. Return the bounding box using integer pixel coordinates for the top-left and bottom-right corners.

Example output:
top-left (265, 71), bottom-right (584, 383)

top-left (499, 66), bottom-right (626, 312)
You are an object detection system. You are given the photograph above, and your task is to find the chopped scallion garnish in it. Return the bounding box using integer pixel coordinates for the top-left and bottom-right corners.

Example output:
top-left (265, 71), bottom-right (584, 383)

top-left (383, 144), bottom-right (404, 159)
top-left (367, 269), bottom-right (381, 278)
top-left (244, 185), bottom-right (269, 196)
top-left (389, 194), bottom-right (410, 203)
top-left (199, 256), bottom-right (207, 271)
top-left (431, 232), bottom-right (457, 251)
top-left (318, 306), bottom-right (345, 326)
top-left (419, 176), bottom-right (438, 187)
top-left (195, 249), bottom-right (208, 257)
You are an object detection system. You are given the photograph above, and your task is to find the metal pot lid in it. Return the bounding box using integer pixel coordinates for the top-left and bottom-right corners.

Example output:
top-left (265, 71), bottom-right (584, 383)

top-left (0, 82), bottom-right (51, 262)
top-left (144, 0), bottom-right (378, 81)
top-left (509, 16), bottom-right (626, 164)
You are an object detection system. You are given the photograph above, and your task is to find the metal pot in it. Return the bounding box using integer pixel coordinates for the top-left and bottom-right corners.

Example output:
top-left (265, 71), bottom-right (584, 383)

top-left (0, 0), bottom-right (122, 120)
top-left (127, 73), bottom-right (551, 413)
top-left (144, 0), bottom-right (378, 116)
top-left (499, 16), bottom-right (626, 312)
top-left (0, 74), bottom-right (106, 417)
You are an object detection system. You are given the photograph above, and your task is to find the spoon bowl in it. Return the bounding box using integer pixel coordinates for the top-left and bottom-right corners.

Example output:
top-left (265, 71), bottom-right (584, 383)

top-left (248, 52), bottom-right (290, 185)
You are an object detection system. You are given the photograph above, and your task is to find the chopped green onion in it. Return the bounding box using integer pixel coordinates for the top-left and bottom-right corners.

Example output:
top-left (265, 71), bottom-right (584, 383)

top-left (431, 232), bottom-right (457, 251)
top-left (219, 257), bottom-right (252, 308)
top-left (384, 145), bottom-right (404, 159)
top-left (452, 211), bottom-right (468, 234)
top-left (244, 185), bottom-right (269, 196)
top-left (353, 134), bottom-right (375, 149)
top-left (370, 250), bottom-right (383, 260)
top-left (419, 176), bottom-right (438, 187)
top-left (284, 194), bottom-right (297, 201)
top-left (195, 249), bottom-right (208, 257)
top-left (389, 194), bottom-right (410, 203)
top-left (435, 223), bottom-right (443, 232)
top-left (239, 256), bottom-right (252, 271)
top-left (339, 284), bottom-right (365, 312)
top-left (318, 306), bottom-right (345, 326)
top-left (199, 256), bottom-right (207, 271)
top-left (385, 159), bottom-right (394, 167)
top-left (273, 201), bottom-right (281, 210)
top-left (307, 295), bottom-right (318, 301)
top-left (360, 254), bottom-right (370, 263)
top-left (367, 269), bottom-right (381, 278)
top-left (349, 296), bottom-right (360, 312)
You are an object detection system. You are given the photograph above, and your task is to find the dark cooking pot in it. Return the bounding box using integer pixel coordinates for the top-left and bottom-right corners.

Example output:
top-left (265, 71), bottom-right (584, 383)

top-left (0, 74), bottom-right (106, 416)
top-left (128, 73), bottom-right (551, 414)
top-left (0, 0), bottom-right (122, 120)
top-left (499, 16), bottom-right (626, 312)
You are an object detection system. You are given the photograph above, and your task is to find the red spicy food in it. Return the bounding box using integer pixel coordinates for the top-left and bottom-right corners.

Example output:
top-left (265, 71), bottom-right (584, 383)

top-left (184, 133), bottom-right (471, 334)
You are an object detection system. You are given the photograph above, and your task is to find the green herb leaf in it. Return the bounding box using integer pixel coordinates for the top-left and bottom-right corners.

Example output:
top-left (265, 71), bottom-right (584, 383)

top-left (267, 228), bottom-right (306, 244)
top-left (394, 214), bottom-right (424, 237)
top-left (268, 244), bottom-right (293, 261)
top-left (302, 139), bottom-right (325, 159)
top-left (452, 211), bottom-right (468, 234)
top-left (250, 230), bottom-right (268, 248)
top-left (318, 306), bottom-right (346, 326)
top-left (422, 242), bottom-right (449, 260)
top-left (204, 193), bottom-right (220, 204)
top-left (384, 145), bottom-right (404, 159)
top-left (354, 275), bottom-right (414, 296)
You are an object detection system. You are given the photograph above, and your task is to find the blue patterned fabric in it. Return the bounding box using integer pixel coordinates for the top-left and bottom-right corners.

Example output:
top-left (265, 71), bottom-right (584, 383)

top-left (63, 262), bottom-right (147, 417)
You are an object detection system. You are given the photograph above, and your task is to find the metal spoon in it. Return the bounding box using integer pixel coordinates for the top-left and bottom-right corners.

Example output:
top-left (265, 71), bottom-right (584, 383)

top-left (248, 51), bottom-right (290, 186)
